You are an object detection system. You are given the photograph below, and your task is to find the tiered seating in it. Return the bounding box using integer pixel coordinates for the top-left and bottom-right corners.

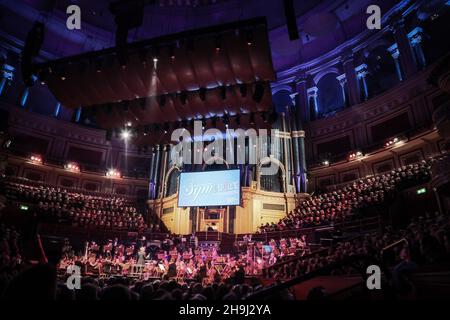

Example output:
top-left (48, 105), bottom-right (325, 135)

top-left (265, 212), bottom-right (450, 283)
top-left (260, 158), bottom-right (434, 232)
top-left (2, 179), bottom-right (154, 232)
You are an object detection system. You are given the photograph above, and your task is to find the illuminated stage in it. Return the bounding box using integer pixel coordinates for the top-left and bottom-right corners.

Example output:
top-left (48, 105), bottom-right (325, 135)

top-left (149, 187), bottom-right (308, 234)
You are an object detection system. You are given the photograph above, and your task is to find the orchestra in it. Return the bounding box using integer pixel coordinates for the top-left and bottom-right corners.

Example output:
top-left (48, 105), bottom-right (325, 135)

top-left (57, 235), bottom-right (308, 284)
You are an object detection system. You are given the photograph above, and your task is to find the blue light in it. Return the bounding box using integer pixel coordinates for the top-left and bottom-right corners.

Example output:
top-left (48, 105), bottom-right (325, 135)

top-left (54, 102), bottom-right (61, 118)
top-left (20, 88), bottom-right (29, 108)
top-left (75, 107), bottom-right (82, 122)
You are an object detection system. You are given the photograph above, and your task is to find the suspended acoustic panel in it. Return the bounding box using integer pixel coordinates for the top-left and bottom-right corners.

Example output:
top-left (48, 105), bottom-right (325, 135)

top-left (34, 17), bottom-right (276, 130)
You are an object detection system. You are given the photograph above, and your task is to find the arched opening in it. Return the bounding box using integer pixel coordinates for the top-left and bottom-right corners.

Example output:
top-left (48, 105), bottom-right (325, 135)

top-left (366, 45), bottom-right (399, 97)
top-left (316, 73), bottom-right (344, 118)
top-left (258, 157), bottom-right (286, 193)
top-left (272, 89), bottom-right (293, 114)
top-left (165, 167), bottom-right (180, 197)
top-left (202, 155), bottom-right (229, 171)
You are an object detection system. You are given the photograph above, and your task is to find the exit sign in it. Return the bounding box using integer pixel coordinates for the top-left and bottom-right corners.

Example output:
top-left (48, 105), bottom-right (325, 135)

top-left (416, 188), bottom-right (427, 195)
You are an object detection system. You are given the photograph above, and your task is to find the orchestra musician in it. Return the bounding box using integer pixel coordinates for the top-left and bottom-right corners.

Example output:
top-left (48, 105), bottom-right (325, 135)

top-left (189, 232), bottom-right (198, 250)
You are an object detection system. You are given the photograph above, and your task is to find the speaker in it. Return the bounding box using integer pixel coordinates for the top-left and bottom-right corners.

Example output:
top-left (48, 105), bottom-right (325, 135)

top-left (252, 82), bottom-right (265, 103)
top-left (220, 86), bottom-right (226, 100)
top-left (106, 129), bottom-right (112, 141)
top-left (179, 91), bottom-right (187, 105)
top-left (159, 95), bottom-right (166, 107)
top-left (199, 87), bottom-right (207, 101)
top-left (283, 0), bottom-right (299, 40)
top-left (21, 22), bottom-right (45, 86)
top-left (239, 83), bottom-right (247, 98)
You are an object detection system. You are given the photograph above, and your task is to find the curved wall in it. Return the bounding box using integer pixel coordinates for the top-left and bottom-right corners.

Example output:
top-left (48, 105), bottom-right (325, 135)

top-left (0, 104), bottom-right (150, 198)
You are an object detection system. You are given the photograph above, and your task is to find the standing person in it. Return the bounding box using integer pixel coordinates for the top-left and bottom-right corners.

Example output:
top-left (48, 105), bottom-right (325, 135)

top-left (190, 232), bottom-right (198, 250)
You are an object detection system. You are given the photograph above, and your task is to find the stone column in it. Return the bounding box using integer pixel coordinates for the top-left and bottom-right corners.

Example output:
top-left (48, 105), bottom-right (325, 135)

top-left (336, 73), bottom-right (348, 107)
top-left (307, 86), bottom-right (319, 120)
top-left (158, 144), bottom-right (169, 198)
top-left (148, 146), bottom-right (157, 199)
top-left (342, 52), bottom-right (360, 106)
top-left (387, 43), bottom-right (403, 81)
top-left (0, 64), bottom-right (14, 96)
top-left (290, 104), bottom-right (301, 193)
top-left (391, 18), bottom-right (418, 79)
top-left (355, 64), bottom-right (369, 101)
top-left (297, 130), bottom-right (307, 193)
top-left (152, 145), bottom-right (162, 199)
top-left (295, 74), bottom-right (309, 123)
top-left (408, 27), bottom-right (427, 69)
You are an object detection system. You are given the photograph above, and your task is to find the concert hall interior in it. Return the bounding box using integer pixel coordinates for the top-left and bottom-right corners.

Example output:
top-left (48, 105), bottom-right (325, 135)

top-left (0, 0), bottom-right (450, 301)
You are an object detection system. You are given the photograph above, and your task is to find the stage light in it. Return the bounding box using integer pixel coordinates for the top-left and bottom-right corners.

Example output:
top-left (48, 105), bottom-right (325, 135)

top-left (30, 154), bottom-right (42, 164)
top-left (250, 113), bottom-right (255, 125)
top-left (61, 76), bottom-right (66, 81)
top-left (106, 169), bottom-right (121, 178)
top-left (385, 137), bottom-right (400, 148)
top-left (95, 59), bottom-right (102, 73)
top-left (169, 45), bottom-right (176, 60)
top-left (126, 121), bottom-right (132, 127)
top-left (138, 48), bottom-right (148, 65)
top-left (349, 151), bottom-right (363, 161)
top-left (246, 29), bottom-right (253, 46)
top-left (151, 47), bottom-right (160, 65)
top-left (215, 36), bottom-right (222, 52)
top-left (322, 160), bottom-right (329, 166)
top-left (120, 129), bottom-right (131, 140)
top-left (65, 162), bottom-right (80, 172)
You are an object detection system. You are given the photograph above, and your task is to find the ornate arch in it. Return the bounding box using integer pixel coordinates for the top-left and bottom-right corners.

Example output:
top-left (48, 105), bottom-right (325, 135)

top-left (163, 165), bottom-right (181, 197)
top-left (256, 156), bottom-right (286, 192)
top-left (202, 155), bottom-right (229, 170)
top-left (313, 67), bottom-right (340, 85)
top-left (271, 84), bottom-right (293, 95)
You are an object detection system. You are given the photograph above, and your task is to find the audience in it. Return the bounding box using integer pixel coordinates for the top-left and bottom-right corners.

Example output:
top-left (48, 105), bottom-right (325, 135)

top-left (260, 159), bottom-right (433, 232)
top-left (2, 180), bottom-right (154, 232)
top-left (266, 212), bottom-right (450, 285)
